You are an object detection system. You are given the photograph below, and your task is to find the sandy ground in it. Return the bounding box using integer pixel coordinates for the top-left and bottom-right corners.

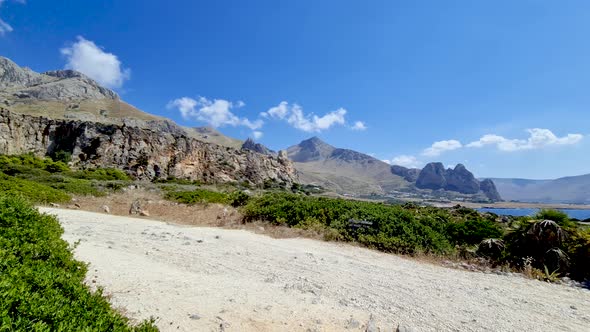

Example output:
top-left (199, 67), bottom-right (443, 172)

top-left (40, 208), bottom-right (590, 332)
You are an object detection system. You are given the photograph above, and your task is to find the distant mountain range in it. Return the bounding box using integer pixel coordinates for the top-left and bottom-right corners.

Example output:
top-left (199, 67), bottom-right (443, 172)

top-left (285, 137), bottom-right (501, 201)
top-left (491, 175), bottom-right (590, 204)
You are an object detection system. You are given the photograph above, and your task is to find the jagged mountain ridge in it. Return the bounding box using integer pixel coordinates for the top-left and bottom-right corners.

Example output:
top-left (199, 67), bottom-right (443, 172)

top-left (414, 162), bottom-right (501, 201)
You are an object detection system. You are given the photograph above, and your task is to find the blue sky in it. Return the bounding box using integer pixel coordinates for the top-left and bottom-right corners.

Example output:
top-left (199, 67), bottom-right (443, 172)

top-left (1, 0), bottom-right (589, 179)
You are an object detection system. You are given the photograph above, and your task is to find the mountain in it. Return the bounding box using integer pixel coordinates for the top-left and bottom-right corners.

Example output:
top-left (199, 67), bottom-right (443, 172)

top-left (287, 137), bottom-right (408, 194)
top-left (491, 174), bottom-right (590, 204)
top-left (188, 126), bottom-right (243, 149)
top-left (287, 137), bottom-right (502, 201)
top-left (390, 165), bottom-right (420, 182)
top-left (241, 138), bottom-right (275, 156)
top-left (415, 163), bottom-right (501, 201)
top-left (0, 56), bottom-right (296, 186)
top-left (0, 56), bottom-right (245, 149)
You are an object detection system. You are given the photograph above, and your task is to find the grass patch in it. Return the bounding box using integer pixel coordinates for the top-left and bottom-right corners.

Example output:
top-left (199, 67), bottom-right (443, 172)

top-left (0, 196), bottom-right (158, 331)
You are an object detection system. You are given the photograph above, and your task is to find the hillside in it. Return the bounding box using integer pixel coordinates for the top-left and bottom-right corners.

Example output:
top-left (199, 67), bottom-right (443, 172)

top-left (0, 56), bottom-right (295, 186)
top-left (492, 174), bottom-right (590, 204)
top-left (0, 56), bottom-right (245, 148)
top-left (287, 137), bottom-right (409, 194)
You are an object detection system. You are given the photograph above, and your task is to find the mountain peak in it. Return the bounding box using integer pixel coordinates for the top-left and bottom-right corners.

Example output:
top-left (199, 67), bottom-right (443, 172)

top-left (287, 137), bottom-right (335, 162)
top-left (0, 56), bottom-right (117, 100)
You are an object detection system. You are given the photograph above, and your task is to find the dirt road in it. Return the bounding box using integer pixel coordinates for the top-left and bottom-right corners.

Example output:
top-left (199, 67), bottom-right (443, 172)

top-left (40, 207), bottom-right (590, 332)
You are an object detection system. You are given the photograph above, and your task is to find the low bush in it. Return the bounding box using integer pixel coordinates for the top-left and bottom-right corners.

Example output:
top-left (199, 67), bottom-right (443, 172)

top-left (242, 193), bottom-right (456, 254)
top-left (70, 168), bottom-right (131, 181)
top-left (166, 189), bottom-right (250, 207)
top-left (0, 173), bottom-right (71, 203)
top-left (444, 219), bottom-right (503, 245)
top-left (0, 196), bottom-right (158, 331)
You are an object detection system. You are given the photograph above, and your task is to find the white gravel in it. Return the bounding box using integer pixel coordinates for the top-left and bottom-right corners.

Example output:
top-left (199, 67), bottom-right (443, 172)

top-left (40, 207), bottom-right (590, 332)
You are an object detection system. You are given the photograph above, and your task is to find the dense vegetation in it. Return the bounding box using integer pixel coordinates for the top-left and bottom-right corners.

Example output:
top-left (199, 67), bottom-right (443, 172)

top-left (165, 188), bottom-right (250, 208)
top-left (0, 196), bottom-right (157, 331)
top-left (241, 192), bottom-right (590, 281)
top-left (0, 153), bottom-right (130, 203)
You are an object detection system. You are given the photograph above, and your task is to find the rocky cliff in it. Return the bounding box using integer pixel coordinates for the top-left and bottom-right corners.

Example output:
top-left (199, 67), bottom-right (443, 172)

top-left (0, 108), bottom-right (297, 186)
top-left (241, 138), bottom-right (275, 156)
top-left (415, 163), bottom-right (501, 201)
top-left (390, 165), bottom-right (421, 182)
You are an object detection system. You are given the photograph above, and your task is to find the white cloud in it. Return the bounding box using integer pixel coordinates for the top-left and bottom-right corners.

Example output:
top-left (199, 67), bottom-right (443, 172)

top-left (389, 155), bottom-right (422, 168)
top-left (252, 131), bottom-right (263, 140)
top-left (0, 19), bottom-right (12, 36)
top-left (60, 36), bottom-right (130, 89)
top-left (422, 140), bottom-right (462, 157)
top-left (167, 96), bottom-right (263, 130)
top-left (352, 121), bottom-right (367, 131)
top-left (0, 0), bottom-right (25, 36)
top-left (262, 101), bottom-right (353, 133)
top-left (466, 129), bottom-right (584, 151)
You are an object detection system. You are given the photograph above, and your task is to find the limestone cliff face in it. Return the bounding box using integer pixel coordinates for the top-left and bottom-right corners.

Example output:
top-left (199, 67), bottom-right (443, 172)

top-left (0, 108), bottom-right (297, 186)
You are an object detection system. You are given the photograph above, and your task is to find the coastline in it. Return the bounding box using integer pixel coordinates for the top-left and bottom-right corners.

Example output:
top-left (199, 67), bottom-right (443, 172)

top-left (457, 201), bottom-right (590, 211)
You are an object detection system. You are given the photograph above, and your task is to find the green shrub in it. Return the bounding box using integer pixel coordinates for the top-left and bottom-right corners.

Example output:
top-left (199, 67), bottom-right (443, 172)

top-left (0, 173), bottom-right (70, 204)
top-left (165, 189), bottom-right (230, 205)
top-left (228, 190), bottom-right (250, 207)
top-left (242, 193), bottom-right (454, 254)
top-left (52, 150), bottom-right (72, 163)
top-left (0, 196), bottom-right (158, 331)
top-left (444, 219), bottom-right (503, 245)
top-left (534, 209), bottom-right (574, 227)
top-left (70, 168), bottom-right (130, 181)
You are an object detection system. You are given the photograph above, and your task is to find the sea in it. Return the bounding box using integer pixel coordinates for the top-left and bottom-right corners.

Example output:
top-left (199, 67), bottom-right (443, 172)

top-left (476, 208), bottom-right (590, 220)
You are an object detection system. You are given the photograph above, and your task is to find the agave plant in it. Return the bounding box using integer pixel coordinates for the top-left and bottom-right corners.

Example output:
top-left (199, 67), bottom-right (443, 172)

top-left (477, 238), bottom-right (505, 258)
top-left (528, 219), bottom-right (566, 247)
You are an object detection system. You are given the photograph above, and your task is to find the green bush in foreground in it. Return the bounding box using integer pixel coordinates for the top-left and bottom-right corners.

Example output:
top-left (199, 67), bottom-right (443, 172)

top-left (0, 196), bottom-right (158, 331)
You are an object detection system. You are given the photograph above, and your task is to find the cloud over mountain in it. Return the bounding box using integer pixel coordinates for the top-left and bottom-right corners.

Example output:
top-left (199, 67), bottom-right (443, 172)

top-left (262, 101), bottom-right (363, 133)
top-left (61, 36), bottom-right (130, 89)
top-left (168, 96), bottom-right (263, 131)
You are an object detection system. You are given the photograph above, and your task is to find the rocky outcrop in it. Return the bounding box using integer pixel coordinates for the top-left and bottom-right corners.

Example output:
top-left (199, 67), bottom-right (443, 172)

top-left (0, 56), bottom-right (117, 100)
top-left (479, 179), bottom-right (502, 201)
top-left (0, 108), bottom-right (297, 186)
top-left (445, 164), bottom-right (480, 194)
top-left (390, 165), bottom-right (420, 182)
top-left (416, 162), bottom-right (447, 190)
top-left (416, 163), bottom-right (502, 201)
top-left (241, 138), bottom-right (275, 156)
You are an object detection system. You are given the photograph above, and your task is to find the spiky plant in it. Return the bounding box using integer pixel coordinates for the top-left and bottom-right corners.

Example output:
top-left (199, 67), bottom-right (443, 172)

top-left (477, 238), bottom-right (505, 259)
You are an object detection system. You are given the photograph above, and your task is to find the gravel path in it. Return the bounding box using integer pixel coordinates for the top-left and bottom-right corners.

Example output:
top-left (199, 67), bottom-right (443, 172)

top-left (41, 207), bottom-right (590, 332)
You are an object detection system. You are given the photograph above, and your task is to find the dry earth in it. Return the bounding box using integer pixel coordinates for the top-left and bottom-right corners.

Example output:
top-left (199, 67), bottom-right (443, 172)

top-left (40, 207), bottom-right (590, 332)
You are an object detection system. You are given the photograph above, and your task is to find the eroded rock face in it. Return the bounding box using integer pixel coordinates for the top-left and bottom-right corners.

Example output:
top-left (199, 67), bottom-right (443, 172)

top-left (416, 162), bottom-right (502, 201)
top-left (479, 179), bottom-right (502, 201)
top-left (0, 108), bottom-right (297, 186)
top-left (445, 164), bottom-right (480, 194)
top-left (390, 165), bottom-right (421, 182)
top-left (416, 162), bottom-right (447, 190)
top-left (241, 138), bottom-right (275, 156)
